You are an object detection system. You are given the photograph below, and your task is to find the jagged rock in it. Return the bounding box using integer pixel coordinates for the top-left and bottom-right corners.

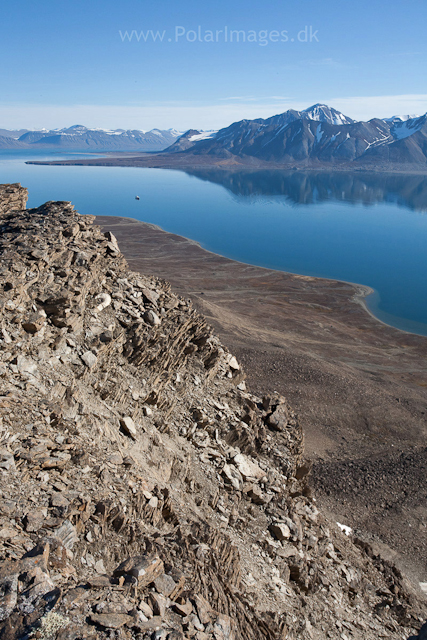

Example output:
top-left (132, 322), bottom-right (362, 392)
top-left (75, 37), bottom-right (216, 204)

top-left (0, 572), bottom-right (18, 622)
top-left (173, 599), bottom-right (193, 616)
top-left (154, 573), bottom-right (178, 597)
top-left (269, 522), bottom-right (291, 541)
top-left (141, 288), bottom-right (160, 307)
top-left (227, 355), bottom-right (240, 370)
top-left (267, 403), bottom-right (290, 432)
top-left (16, 355), bottom-right (37, 375)
top-left (245, 483), bottom-right (269, 505)
top-left (144, 309), bottom-right (161, 326)
top-left (133, 615), bottom-right (162, 633)
top-left (232, 453), bottom-right (264, 480)
top-left (0, 450), bottom-right (15, 471)
top-left (52, 520), bottom-right (78, 549)
top-left (104, 231), bottom-right (120, 251)
top-left (95, 293), bottom-right (112, 312)
top-left (120, 416), bottom-right (137, 439)
top-left (22, 312), bottom-right (46, 334)
top-left (0, 184), bottom-right (424, 640)
top-left (113, 555), bottom-right (164, 585)
top-left (213, 614), bottom-right (235, 640)
top-left (149, 592), bottom-right (168, 617)
top-left (138, 600), bottom-right (154, 618)
top-left (222, 463), bottom-right (243, 491)
top-left (81, 350), bottom-right (98, 368)
top-left (24, 509), bottom-right (46, 532)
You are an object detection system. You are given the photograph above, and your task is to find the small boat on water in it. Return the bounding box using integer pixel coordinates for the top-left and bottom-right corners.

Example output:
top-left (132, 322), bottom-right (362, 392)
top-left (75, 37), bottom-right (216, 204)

top-left (135, 195), bottom-right (140, 200)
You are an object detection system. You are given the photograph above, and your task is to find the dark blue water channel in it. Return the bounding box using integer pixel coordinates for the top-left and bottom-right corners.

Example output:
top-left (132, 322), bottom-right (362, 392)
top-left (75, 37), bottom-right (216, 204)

top-left (1, 151), bottom-right (427, 336)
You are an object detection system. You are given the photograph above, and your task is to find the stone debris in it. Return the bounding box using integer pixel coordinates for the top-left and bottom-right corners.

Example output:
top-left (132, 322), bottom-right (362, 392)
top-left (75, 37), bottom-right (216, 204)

top-left (0, 183), bottom-right (425, 640)
top-left (81, 350), bottom-right (98, 368)
top-left (90, 612), bottom-right (135, 629)
top-left (269, 522), bottom-right (291, 541)
top-left (113, 555), bottom-right (164, 585)
top-left (232, 453), bottom-right (264, 480)
top-left (120, 416), bottom-right (138, 440)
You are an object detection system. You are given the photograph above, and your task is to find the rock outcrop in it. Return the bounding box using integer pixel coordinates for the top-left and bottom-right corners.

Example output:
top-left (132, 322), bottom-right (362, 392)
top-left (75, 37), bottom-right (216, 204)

top-left (0, 183), bottom-right (426, 639)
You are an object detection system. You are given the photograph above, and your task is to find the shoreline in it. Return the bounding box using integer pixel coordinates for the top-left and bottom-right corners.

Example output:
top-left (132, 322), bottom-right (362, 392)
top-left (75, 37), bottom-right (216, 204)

top-left (26, 154), bottom-right (427, 175)
top-left (95, 214), bottom-right (427, 345)
top-left (95, 212), bottom-right (427, 583)
top-left (99, 214), bottom-right (425, 338)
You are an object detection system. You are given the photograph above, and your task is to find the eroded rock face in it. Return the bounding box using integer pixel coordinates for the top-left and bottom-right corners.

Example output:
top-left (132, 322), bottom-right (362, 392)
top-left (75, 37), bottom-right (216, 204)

top-left (0, 183), bottom-right (425, 640)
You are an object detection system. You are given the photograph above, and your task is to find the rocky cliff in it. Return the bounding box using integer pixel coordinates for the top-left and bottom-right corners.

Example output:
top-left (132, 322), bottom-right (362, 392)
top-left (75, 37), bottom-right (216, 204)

top-left (0, 183), bottom-right (426, 640)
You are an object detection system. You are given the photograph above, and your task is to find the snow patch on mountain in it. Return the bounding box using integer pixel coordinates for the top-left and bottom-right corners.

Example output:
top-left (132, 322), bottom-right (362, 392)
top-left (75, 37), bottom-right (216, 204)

top-left (188, 130), bottom-right (218, 142)
top-left (302, 104), bottom-right (355, 126)
top-left (391, 116), bottom-right (424, 140)
top-left (384, 114), bottom-right (420, 124)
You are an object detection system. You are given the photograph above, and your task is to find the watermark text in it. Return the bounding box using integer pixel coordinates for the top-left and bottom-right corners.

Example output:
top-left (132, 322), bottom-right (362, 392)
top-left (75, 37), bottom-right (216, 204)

top-left (119, 26), bottom-right (319, 46)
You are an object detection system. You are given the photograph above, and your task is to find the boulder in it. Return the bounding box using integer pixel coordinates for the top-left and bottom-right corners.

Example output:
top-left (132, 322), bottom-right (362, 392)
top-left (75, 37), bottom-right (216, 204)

top-left (120, 416), bottom-right (137, 439)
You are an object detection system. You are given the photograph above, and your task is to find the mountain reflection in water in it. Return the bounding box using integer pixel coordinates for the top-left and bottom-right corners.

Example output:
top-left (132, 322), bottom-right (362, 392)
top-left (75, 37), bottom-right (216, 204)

top-left (183, 169), bottom-right (427, 212)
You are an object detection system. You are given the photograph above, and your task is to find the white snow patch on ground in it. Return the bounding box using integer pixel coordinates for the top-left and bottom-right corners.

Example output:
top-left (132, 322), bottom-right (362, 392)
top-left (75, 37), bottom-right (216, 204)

top-left (337, 522), bottom-right (352, 536)
top-left (419, 582), bottom-right (427, 593)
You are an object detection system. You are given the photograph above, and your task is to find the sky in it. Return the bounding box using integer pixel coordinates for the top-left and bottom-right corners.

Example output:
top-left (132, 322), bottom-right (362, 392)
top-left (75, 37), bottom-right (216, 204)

top-left (1, 0), bottom-right (427, 131)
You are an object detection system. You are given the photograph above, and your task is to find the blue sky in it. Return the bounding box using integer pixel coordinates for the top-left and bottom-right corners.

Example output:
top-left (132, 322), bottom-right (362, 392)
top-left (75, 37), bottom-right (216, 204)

top-left (1, 0), bottom-right (427, 130)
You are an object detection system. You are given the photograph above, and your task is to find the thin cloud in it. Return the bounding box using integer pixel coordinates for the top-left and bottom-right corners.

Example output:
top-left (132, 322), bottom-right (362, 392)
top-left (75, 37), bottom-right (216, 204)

top-left (279, 57), bottom-right (353, 71)
top-left (219, 96), bottom-right (257, 102)
top-left (219, 95), bottom-right (291, 102)
top-left (0, 94), bottom-right (426, 131)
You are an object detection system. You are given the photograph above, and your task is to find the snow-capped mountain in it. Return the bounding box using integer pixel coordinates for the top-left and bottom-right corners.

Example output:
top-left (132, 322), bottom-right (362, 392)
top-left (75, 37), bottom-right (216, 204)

top-left (383, 114), bottom-right (420, 124)
top-left (389, 115), bottom-right (426, 140)
top-left (358, 114), bottom-right (427, 165)
top-left (4, 104), bottom-right (427, 166)
top-left (0, 128), bottom-right (29, 139)
top-left (165, 129), bottom-right (218, 153)
top-left (300, 104), bottom-right (355, 125)
top-left (169, 104), bottom-right (427, 167)
top-left (0, 126), bottom-right (181, 151)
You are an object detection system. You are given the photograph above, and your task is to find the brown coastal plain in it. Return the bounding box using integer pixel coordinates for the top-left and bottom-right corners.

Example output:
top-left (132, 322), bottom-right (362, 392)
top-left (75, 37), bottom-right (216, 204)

top-left (96, 214), bottom-right (427, 587)
top-left (27, 151), bottom-right (427, 173)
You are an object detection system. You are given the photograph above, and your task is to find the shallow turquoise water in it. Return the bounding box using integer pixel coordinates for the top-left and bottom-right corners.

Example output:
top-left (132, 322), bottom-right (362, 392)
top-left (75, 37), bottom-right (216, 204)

top-left (1, 151), bottom-right (427, 336)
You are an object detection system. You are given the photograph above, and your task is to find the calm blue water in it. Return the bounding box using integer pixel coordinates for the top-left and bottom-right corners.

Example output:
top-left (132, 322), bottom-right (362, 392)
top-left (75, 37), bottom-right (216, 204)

top-left (1, 151), bottom-right (427, 336)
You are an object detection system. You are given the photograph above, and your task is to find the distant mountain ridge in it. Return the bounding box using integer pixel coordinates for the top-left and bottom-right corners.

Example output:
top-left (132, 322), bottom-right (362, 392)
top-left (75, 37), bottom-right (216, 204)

top-left (0, 125), bottom-right (181, 151)
top-left (166, 104), bottom-right (427, 168)
top-left (4, 103), bottom-right (427, 167)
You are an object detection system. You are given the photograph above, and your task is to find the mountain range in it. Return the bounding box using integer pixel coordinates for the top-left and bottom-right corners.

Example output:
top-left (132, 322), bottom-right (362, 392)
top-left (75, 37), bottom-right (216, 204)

top-left (0, 125), bottom-right (181, 151)
top-left (4, 104), bottom-right (427, 167)
top-left (165, 104), bottom-right (427, 168)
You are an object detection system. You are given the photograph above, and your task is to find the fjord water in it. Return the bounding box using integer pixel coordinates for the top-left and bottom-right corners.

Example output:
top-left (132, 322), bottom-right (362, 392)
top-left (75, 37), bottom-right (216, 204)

top-left (1, 151), bottom-right (427, 336)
